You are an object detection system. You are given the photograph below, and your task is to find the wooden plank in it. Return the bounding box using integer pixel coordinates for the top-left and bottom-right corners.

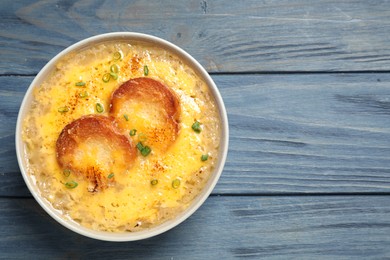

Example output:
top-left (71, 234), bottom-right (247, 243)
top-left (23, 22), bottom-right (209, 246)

top-left (0, 196), bottom-right (389, 258)
top-left (0, 76), bottom-right (30, 197)
top-left (2, 0), bottom-right (390, 74)
top-left (2, 74), bottom-right (390, 196)
top-left (216, 73), bottom-right (390, 194)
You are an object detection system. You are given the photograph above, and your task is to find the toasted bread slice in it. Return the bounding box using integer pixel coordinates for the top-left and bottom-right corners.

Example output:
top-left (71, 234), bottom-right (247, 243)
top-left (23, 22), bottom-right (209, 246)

top-left (109, 77), bottom-right (180, 152)
top-left (56, 115), bottom-right (136, 192)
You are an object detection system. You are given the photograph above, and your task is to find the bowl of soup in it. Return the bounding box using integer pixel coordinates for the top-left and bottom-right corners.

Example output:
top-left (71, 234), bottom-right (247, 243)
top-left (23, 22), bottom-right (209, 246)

top-left (15, 32), bottom-right (228, 241)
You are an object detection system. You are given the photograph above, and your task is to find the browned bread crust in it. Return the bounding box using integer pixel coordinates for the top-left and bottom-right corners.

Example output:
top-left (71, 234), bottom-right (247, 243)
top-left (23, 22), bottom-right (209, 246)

top-left (56, 115), bottom-right (136, 192)
top-left (109, 77), bottom-right (180, 152)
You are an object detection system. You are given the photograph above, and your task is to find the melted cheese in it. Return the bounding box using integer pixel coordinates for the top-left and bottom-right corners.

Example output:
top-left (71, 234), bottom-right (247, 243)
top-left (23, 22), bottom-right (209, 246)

top-left (22, 42), bottom-right (220, 232)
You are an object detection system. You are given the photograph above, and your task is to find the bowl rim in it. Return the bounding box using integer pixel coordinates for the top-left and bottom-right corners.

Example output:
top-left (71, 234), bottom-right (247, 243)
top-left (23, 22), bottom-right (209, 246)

top-left (15, 32), bottom-right (229, 242)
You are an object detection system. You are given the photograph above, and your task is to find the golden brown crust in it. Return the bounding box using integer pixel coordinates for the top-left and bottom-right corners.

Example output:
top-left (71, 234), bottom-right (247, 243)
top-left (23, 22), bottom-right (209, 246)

top-left (109, 77), bottom-right (180, 151)
top-left (56, 115), bottom-right (136, 192)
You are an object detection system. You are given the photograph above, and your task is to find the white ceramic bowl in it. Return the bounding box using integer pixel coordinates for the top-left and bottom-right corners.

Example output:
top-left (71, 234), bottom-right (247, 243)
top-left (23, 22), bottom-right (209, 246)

top-left (15, 32), bottom-right (229, 242)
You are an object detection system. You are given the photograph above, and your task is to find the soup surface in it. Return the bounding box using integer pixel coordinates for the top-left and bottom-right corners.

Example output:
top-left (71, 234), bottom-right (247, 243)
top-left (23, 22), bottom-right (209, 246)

top-left (22, 41), bottom-right (220, 232)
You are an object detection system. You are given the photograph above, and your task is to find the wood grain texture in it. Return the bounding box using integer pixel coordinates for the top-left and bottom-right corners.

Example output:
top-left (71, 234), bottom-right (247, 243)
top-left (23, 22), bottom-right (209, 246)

top-left (217, 73), bottom-right (390, 194)
top-left (2, 74), bottom-right (389, 196)
top-left (0, 196), bottom-right (389, 259)
top-left (2, 1), bottom-right (390, 258)
top-left (0, 76), bottom-right (29, 197)
top-left (2, 0), bottom-right (390, 74)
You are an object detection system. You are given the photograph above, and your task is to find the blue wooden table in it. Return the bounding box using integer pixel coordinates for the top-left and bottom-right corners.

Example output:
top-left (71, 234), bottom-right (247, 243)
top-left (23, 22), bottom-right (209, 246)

top-left (1, 1), bottom-right (390, 259)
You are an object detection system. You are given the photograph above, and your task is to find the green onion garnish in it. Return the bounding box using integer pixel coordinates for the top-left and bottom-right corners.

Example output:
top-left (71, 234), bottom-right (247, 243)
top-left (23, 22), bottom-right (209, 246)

top-left (102, 73), bottom-right (111, 82)
top-left (63, 169), bottom-right (71, 177)
top-left (79, 91), bottom-right (89, 98)
top-left (129, 129), bottom-right (137, 136)
top-left (151, 179), bottom-right (158, 185)
top-left (110, 72), bottom-right (118, 80)
top-left (110, 64), bottom-right (119, 73)
top-left (108, 173), bottom-right (115, 179)
top-left (123, 114), bottom-right (129, 121)
top-left (113, 51), bottom-right (122, 60)
top-left (201, 154), bottom-right (209, 161)
top-left (144, 65), bottom-right (149, 76)
top-left (192, 121), bottom-right (202, 133)
top-left (172, 179), bottom-right (181, 189)
top-left (141, 146), bottom-right (151, 156)
top-left (136, 142), bottom-right (144, 151)
top-left (58, 106), bottom-right (69, 113)
top-left (75, 81), bottom-right (86, 87)
top-left (65, 181), bottom-right (78, 189)
top-left (136, 142), bottom-right (152, 157)
top-left (96, 103), bottom-right (104, 113)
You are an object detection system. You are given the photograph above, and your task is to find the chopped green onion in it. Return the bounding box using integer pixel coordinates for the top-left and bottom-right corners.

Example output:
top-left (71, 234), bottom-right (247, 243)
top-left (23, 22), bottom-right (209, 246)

top-left (172, 179), bottom-right (181, 189)
top-left (129, 129), bottom-right (137, 136)
top-left (123, 114), bottom-right (129, 121)
top-left (141, 146), bottom-right (151, 156)
top-left (110, 72), bottom-right (118, 80)
top-left (63, 169), bottom-right (71, 177)
top-left (150, 179), bottom-right (158, 185)
top-left (58, 106), bottom-right (69, 113)
top-left (110, 64), bottom-right (119, 73)
top-left (201, 154), bottom-right (209, 161)
top-left (192, 121), bottom-right (202, 133)
top-left (136, 142), bottom-right (144, 151)
top-left (144, 65), bottom-right (149, 76)
top-left (102, 73), bottom-right (111, 82)
top-left (75, 81), bottom-right (86, 87)
top-left (65, 181), bottom-right (78, 189)
top-left (136, 142), bottom-right (152, 157)
top-left (108, 173), bottom-right (115, 179)
top-left (96, 103), bottom-right (104, 113)
top-left (113, 51), bottom-right (122, 60)
top-left (79, 91), bottom-right (89, 98)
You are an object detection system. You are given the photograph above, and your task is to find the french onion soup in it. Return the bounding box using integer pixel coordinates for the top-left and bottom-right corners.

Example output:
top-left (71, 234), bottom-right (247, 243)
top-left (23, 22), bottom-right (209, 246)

top-left (22, 41), bottom-right (221, 232)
